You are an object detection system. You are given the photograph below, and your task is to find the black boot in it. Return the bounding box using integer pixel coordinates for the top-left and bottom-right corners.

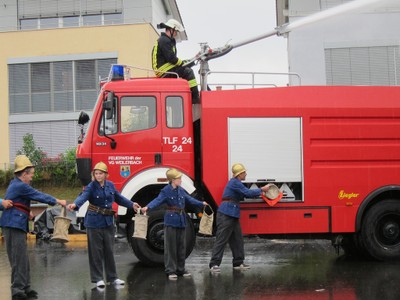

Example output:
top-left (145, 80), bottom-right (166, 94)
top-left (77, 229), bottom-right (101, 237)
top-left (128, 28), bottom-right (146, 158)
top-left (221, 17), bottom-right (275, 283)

top-left (191, 87), bottom-right (200, 104)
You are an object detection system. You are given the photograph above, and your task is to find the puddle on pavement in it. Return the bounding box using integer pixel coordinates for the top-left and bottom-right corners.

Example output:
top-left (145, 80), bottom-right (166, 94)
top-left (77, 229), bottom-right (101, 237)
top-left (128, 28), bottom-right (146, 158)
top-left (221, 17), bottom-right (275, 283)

top-left (0, 237), bottom-right (400, 299)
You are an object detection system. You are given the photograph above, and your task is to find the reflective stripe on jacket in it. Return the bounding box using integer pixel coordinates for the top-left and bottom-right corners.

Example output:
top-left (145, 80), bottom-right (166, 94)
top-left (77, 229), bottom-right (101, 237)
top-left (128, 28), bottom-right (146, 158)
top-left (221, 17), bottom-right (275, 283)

top-left (152, 33), bottom-right (183, 77)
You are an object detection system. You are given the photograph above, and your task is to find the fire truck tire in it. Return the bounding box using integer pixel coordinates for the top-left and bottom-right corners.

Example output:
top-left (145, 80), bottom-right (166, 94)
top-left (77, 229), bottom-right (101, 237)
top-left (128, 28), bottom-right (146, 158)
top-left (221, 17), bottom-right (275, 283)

top-left (126, 210), bottom-right (196, 266)
top-left (361, 200), bottom-right (400, 260)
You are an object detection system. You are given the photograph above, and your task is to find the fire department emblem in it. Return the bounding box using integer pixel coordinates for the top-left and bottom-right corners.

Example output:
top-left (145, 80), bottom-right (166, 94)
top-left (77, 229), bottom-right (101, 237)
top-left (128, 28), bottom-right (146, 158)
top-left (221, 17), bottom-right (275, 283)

top-left (120, 166), bottom-right (130, 178)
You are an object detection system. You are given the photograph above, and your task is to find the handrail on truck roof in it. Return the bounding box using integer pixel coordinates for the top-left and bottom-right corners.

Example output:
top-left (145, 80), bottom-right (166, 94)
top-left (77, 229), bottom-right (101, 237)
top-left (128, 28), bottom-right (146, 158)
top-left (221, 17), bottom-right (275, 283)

top-left (105, 64), bottom-right (179, 82)
top-left (205, 71), bottom-right (302, 89)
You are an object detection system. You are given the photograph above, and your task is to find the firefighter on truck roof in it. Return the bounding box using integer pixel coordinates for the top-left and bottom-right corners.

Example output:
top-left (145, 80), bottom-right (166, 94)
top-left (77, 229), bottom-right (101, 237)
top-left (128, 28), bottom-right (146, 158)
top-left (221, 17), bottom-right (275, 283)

top-left (152, 19), bottom-right (200, 103)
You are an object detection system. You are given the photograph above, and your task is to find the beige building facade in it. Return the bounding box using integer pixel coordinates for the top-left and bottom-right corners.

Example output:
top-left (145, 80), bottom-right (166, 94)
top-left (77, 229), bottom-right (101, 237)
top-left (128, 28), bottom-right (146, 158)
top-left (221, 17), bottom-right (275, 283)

top-left (0, 0), bottom-right (185, 168)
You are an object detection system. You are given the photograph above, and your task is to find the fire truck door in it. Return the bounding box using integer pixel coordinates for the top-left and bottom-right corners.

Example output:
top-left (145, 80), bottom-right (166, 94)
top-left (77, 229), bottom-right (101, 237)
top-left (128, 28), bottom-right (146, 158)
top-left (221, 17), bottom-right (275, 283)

top-left (160, 94), bottom-right (194, 174)
top-left (94, 94), bottom-right (162, 186)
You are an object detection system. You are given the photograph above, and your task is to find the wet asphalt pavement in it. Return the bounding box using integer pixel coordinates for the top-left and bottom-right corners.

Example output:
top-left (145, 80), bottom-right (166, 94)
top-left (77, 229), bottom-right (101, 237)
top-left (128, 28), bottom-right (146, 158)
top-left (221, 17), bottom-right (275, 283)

top-left (1, 236), bottom-right (400, 300)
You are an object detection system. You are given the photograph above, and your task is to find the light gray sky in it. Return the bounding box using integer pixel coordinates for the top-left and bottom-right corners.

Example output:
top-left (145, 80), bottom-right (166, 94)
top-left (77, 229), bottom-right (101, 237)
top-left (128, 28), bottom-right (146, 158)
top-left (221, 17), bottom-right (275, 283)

top-left (174, 0), bottom-right (289, 87)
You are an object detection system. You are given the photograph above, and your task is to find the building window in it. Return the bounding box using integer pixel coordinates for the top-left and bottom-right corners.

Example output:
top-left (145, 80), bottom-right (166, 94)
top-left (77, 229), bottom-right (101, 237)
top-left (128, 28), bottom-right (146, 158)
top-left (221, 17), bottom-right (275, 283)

top-left (19, 13), bottom-right (122, 30)
top-left (8, 58), bottom-right (117, 114)
top-left (75, 60), bottom-right (96, 110)
top-left (54, 61), bottom-right (74, 111)
top-left (20, 19), bottom-right (38, 30)
top-left (82, 14), bottom-right (102, 26)
top-left (17, 0), bottom-right (123, 29)
top-left (104, 13), bottom-right (123, 25)
top-left (8, 64), bottom-right (30, 113)
top-left (325, 46), bottom-right (400, 86)
top-left (31, 63), bottom-right (51, 112)
top-left (40, 17), bottom-right (59, 29)
top-left (63, 16), bottom-right (80, 28)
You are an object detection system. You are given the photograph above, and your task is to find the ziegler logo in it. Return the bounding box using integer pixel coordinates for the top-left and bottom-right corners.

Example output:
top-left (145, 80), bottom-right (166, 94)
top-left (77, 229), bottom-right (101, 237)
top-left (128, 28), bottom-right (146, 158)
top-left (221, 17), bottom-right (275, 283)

top-left (338, 190), bottom-right (359, 200)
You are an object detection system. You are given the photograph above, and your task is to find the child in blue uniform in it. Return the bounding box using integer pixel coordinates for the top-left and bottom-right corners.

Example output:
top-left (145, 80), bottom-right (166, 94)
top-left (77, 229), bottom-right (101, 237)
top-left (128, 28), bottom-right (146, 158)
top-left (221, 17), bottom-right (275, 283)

top-left (1, 155), bottom-right (67, 299)
top-left (209, 163), bottom-right (271, 272)
top-left (142, 168), bottom-right (207, 279)
top-left (68, 162), bottom-right (140, 289)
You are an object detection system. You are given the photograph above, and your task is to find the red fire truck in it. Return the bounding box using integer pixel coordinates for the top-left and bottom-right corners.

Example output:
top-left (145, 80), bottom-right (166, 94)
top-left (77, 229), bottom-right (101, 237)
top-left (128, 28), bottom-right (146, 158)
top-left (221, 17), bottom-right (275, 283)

top-left (75, 60), bottom-right (400, 265)
top-left (75, 6), bottom-right (400, 264)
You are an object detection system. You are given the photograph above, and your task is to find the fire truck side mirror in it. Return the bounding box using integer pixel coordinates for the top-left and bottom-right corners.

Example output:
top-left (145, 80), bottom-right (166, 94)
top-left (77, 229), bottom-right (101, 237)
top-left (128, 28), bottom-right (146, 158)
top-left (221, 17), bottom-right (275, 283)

top-left (78, 111), bottom-right (90, 125)
top-left (103, 92), bottom-right (115, 120)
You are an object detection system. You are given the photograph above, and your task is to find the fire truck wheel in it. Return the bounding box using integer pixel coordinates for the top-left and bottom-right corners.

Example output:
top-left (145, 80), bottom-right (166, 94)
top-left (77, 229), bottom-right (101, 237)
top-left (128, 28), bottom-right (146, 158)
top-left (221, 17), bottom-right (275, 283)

top-left (126, 210), bottom-right (196, 266)
top-left (361, 200), bottom-right (400, 260)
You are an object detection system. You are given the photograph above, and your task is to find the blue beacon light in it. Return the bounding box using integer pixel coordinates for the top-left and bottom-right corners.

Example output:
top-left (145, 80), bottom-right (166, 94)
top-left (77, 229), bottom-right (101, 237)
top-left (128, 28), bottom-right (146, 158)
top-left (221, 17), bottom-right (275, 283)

top-left (111, 65), bottom-right (125, 81)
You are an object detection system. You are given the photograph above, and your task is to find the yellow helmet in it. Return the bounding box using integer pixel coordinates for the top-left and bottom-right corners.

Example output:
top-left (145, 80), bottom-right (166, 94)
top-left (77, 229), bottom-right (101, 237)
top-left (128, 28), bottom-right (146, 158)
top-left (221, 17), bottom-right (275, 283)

top-left (166, 168), bottom-right (182, 180)
top-left (14, 155), bottom-right (34, 173)
top-left (93, 162), bottom-right (108, 173)
top-left (232, 163), bottom-right (246, 177)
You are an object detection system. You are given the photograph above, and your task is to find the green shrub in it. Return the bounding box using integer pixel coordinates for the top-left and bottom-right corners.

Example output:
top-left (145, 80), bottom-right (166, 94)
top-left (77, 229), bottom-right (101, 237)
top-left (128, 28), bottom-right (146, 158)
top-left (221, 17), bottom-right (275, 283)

top-left (0, 168), bottom-right (13, 188)
top-left (11, 133), bottom-right (80, 188)
top-left (16, 133), bottom-right (46, 166)
top-left (34, 149), bottom-right (79, 187)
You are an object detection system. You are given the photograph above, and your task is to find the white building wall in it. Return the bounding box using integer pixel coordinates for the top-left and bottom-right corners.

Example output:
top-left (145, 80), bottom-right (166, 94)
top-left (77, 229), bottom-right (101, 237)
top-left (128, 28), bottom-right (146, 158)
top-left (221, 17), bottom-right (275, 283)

top-left (0, 0), bottom-right (18, 31)
top-left (123, 0), bottom-right (152, 24)
top-left (286, 0), bottom-right (400, 85)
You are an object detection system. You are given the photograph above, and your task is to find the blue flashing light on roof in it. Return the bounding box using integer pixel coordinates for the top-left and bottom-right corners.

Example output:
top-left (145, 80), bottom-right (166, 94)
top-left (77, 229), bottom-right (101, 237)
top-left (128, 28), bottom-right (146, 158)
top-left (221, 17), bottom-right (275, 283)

top-left (110, 65), bottom-right (125, 81)
top-left (107, 64), bottom-right (156, 82)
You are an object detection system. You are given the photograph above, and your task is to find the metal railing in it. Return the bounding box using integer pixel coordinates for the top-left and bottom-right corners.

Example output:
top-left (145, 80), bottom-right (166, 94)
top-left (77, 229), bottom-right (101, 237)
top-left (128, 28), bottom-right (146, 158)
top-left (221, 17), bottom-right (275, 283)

top-left (105, 64), bottom-right (179, 82)
top-left (205, 71), bottom-right (302, 90)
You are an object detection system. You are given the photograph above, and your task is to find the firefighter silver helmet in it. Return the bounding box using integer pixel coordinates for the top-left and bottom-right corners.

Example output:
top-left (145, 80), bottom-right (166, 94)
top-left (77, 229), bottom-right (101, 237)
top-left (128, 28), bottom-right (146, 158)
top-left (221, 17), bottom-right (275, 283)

top-left (159, 19), bottom-right (185, 32)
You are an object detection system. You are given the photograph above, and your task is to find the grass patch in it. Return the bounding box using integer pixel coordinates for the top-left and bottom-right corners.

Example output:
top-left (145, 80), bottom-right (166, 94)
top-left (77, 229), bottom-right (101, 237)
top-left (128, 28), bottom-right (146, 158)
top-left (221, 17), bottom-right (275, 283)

top-left (0, 186), bottom-right (83, 204)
